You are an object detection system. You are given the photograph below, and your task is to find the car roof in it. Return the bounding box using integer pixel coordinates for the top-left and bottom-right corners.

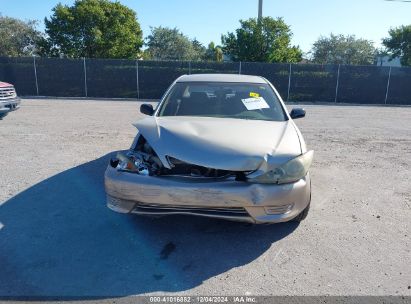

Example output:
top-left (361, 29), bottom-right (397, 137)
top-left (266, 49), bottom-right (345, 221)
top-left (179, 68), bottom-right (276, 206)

top-left (176, 74), bottom-right (267, 84)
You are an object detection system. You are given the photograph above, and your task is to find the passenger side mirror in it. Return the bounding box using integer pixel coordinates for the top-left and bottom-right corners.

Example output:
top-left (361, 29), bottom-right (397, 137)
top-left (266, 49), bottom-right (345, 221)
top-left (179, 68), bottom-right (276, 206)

top-left (140, 103), bottom-right (154, 116)
top-left (290, 108), bottom-right (306, 119)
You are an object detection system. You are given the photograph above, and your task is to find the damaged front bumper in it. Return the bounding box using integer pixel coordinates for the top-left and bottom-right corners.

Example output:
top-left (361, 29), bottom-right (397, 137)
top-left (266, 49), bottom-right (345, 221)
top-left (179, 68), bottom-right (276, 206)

top-left (104, 165), bottom-right (311, 224)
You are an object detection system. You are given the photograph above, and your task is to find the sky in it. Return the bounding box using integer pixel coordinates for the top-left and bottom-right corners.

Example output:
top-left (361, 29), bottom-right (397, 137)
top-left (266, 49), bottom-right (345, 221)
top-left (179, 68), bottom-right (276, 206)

top-left (1, 0), bottom-right (410, 53)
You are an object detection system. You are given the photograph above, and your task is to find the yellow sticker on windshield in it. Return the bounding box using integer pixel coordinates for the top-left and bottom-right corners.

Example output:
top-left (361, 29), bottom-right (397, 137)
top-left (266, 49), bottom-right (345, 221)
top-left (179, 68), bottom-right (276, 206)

top-left (250, 92), bottom-right (260, 98)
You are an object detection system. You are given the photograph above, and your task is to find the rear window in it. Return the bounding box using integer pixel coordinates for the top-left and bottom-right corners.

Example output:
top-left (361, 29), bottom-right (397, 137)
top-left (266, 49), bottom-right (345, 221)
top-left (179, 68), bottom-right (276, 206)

top-left (157, 82), bottom-right (287, 121)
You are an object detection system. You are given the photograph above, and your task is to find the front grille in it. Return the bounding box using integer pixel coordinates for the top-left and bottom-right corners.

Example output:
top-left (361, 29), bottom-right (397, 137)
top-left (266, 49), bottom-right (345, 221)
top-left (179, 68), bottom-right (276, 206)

top-left (166, 156), bottom-right (234, 178)
top-left (133, 203), bottom-right (250, 217)
top-left (0, 87), bottom-right (17, 99)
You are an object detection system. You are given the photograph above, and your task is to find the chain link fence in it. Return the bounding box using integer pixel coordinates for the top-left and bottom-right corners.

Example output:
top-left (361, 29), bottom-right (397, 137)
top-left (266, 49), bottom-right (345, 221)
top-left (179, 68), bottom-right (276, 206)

top-left (0, 56), bottom-right (410, 105)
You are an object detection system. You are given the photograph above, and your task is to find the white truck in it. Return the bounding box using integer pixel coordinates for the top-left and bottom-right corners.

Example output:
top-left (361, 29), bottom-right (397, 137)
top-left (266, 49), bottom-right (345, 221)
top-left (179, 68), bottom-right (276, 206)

top-left (0, 81), bottom-right (20, 119)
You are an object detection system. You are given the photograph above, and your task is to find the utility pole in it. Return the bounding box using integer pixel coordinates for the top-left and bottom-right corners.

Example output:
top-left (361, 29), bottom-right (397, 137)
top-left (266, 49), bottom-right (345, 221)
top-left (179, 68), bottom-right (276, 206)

top-left (258, 0), bottom-right (263, 20)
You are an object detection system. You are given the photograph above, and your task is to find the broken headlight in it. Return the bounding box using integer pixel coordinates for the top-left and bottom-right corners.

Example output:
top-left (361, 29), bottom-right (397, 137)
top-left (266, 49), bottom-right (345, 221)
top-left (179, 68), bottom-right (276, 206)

top-left (250, 150), bottom-right (314, 184)
top-left (112, 152), bottom-right (150, 175)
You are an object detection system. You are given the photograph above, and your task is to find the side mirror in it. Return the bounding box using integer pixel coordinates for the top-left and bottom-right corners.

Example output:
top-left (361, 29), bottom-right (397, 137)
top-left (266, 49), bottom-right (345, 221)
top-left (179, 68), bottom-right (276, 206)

top-left (290, 108), bottom-right (306, 119)
top-left (140, 103), bottom-right (154, 116)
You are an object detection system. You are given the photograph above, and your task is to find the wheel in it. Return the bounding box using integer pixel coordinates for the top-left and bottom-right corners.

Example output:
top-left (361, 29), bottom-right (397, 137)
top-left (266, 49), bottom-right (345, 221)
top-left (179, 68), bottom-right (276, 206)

top-left (292, 202), bottom-right (310, 222)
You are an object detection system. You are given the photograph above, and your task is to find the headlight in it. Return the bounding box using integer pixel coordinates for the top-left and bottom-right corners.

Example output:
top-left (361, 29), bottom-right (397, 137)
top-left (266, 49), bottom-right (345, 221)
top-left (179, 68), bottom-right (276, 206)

top-left (112, 152), bottom-right (150, 175)
top-left (250, 150), bottom-right (314, 184)
top-left (116, 153), bottom-right (138, 171)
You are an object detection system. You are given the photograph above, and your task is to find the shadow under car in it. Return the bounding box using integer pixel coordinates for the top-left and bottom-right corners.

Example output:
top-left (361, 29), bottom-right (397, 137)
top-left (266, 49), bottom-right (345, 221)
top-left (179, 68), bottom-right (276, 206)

top-left (0, 153), bottom-right (298, 299)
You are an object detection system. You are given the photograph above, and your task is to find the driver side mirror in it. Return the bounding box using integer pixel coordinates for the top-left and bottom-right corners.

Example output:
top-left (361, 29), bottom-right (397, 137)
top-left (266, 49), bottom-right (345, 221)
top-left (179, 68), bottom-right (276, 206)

top-left (140, 103), bottom-right (154, 116)
top-left (290, 108), bottom-right (306, 119)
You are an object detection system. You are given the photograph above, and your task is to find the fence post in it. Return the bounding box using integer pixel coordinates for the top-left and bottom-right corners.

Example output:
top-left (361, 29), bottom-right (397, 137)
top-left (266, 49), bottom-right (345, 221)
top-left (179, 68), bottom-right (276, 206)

top-left (83, 57), bottom-right (88, 97)
top-left (136, 60), bottom-right (140, 99)
top-left (384, 66), bottom-right (392, 105)
top-left (334, 64), bottom-right (341, 103)
top-left (188, 61), bottom-right (192, 74)
top-left (287, 63), bottom-right (292, 102)
top-left (33, 56), bottom-right (39, 96)
top-left (239, 61), bottom-right (242, 75)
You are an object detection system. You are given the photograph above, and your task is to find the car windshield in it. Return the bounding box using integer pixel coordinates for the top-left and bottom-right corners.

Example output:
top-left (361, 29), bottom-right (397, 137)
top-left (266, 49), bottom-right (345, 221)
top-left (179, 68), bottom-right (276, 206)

top-left (157, 82), bottom-right (287, 121)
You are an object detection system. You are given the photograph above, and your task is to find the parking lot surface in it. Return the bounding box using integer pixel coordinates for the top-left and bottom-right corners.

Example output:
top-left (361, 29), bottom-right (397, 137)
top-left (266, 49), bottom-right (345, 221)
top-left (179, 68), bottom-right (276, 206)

top-left (0, 99), bottom-right (410, 299)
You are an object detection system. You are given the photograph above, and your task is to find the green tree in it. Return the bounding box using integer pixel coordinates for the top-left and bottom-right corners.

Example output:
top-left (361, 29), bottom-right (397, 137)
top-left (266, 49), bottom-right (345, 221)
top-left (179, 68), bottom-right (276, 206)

top-left (382, 25), bottom-right (411, 66)
top-left (215, 47), bottom-right (223, 62)
top-left (145, 26), bottom-right (205, 61)
top-left (0, 16), bottom-right (43, 56)
top-left (221, 17), bottom-right (302, 63)
top-left (191, 38), bottom-right (206, 61)
top-left (311, 34), bottom-right (376, 65)
top-left (42, 0), bottom-right (143, 58)
top-left (204, 42), bottom-right (223, 62)
top-left (140, 49), bottom-right (152, 60)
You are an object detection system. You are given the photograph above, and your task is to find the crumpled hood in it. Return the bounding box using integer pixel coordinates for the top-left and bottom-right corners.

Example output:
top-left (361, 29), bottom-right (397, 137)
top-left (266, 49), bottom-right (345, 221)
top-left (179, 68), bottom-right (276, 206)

top-left (134, 116), bottom-right (302, 172)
